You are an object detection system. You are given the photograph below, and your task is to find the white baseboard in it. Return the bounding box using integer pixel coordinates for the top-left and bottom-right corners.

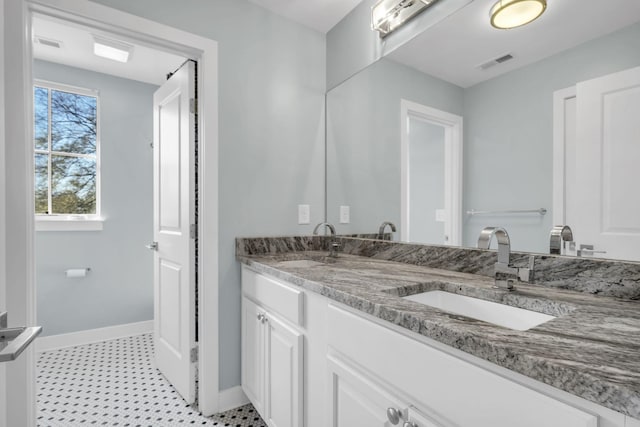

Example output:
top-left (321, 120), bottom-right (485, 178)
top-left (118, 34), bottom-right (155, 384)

top-left (217, 386), bottom-right (249, 413)
top-left (36, 320), bottom-right (154, 352)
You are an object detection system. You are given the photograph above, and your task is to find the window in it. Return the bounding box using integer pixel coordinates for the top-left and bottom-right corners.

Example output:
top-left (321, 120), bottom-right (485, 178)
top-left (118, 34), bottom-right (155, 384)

top-left (34, 81), bottom-right (101, 225)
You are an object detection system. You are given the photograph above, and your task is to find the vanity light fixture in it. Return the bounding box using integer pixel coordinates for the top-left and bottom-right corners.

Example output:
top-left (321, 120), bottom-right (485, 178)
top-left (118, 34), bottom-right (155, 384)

top-left (93, 35), bottom-right (133, 63)
top-left (490, 0), bottom-right (546, 29)
top-left (372, 0), bottom-right (440, 38)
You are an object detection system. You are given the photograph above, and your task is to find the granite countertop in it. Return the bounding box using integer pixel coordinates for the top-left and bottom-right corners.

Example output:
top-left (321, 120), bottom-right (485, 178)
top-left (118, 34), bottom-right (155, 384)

top-left (238, 250), bottom-right (640, 419)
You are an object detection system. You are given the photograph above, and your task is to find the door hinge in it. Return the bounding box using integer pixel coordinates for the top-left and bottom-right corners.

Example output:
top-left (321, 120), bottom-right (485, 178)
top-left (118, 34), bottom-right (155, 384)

top-left (190, 224), bottom-right (197, 239)
top-left (190, 346), bottom-right (198, 363)
top-left (190, 98), bottom-right (197, 115)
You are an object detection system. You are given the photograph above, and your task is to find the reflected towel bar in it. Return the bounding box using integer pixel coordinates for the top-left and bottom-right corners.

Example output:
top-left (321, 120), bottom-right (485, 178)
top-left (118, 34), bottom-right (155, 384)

top-left (467, 208), bottom-right (547, 216)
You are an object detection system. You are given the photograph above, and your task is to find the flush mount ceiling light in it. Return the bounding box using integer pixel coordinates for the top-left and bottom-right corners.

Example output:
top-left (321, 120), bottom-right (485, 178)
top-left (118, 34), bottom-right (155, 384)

top-left (93, 35), bottom-right (133, 63)
top-left (372, 0), bottom-right (440, 38)
top-left (490, 0), bottom-right (546, 29)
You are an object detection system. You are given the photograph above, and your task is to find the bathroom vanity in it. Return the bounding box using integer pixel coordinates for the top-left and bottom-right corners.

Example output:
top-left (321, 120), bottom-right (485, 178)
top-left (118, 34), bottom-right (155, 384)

top-left (237, 236), bottom-right (640, 427)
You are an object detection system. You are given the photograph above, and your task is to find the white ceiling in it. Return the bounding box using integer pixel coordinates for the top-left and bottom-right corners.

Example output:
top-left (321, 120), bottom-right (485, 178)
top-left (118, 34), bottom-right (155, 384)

top-left (387, 0), bottom-right (640, 88)
top-left (248, 0), bottom-right (363, 33)
top-left (32, 15), bottom-right (186, 87)
top-left (32, 1), bottom-right (640, 90)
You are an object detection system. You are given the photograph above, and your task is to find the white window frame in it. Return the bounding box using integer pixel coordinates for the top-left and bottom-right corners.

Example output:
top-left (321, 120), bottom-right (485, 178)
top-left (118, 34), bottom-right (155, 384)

top-left (33, 79), bottom-right (103, 231)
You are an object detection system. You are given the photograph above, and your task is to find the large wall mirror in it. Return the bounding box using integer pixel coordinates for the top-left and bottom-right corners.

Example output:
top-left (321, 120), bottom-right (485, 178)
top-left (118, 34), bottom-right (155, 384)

top-left (326, 0), bottom-right (640, 261)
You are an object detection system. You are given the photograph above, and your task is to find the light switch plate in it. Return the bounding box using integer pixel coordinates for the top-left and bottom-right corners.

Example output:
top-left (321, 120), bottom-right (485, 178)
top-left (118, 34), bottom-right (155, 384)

top-left (435, 209), bottom-right (446, 222)
top-left (298, 204), bottom-right (310, 224)
top-left (340, 205), bottom-right (350, 224)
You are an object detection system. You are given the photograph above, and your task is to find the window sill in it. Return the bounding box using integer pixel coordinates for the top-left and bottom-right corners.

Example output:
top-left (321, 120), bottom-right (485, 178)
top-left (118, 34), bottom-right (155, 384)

top-left (35, 216), bottom-right (104, 232)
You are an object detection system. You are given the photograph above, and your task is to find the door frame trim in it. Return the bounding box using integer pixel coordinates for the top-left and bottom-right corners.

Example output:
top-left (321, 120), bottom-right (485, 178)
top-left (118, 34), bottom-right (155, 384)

top-left (4, 0), bottom-right (220, 419)
top-left (552, 85), bottom-right (577, 226)
top-left (400, 99), bottom-right (463, 245)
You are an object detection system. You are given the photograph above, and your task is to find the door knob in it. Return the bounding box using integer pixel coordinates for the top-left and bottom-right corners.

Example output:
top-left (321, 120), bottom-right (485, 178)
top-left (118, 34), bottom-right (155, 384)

top-left (146, 242), bottom-right (158, 251)
top-left (0, 312), bottom-right (43, 362)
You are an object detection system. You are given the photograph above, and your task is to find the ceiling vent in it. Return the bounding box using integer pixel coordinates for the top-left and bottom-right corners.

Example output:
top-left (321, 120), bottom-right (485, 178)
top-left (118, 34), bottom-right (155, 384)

top-left (34, 36), bottom-right (62, 49)
top-left (478, 53), bottom-right (514, 70)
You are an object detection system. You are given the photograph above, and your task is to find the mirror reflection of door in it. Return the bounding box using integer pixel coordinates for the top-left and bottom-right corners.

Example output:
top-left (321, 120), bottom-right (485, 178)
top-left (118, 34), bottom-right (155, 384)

top-left (401, 100), bottom-right (462, 246)
top-left (408, 118), bottom-right (446, 244)
top-left (554, 66), bottom-right (640, 261)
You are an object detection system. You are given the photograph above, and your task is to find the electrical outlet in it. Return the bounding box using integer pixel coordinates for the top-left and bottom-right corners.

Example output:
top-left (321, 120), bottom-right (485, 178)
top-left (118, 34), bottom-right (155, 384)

top-left (298, 204), bottom-right (310, 224)
top-left (340, 205), bottom-right (350, 224)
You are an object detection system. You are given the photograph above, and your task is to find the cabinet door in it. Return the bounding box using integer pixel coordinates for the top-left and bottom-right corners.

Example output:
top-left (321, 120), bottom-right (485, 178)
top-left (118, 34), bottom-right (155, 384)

top-left (408, 407), bottom-right (446, 427)
top-left (265, 313), bottom-right (303, 427)
top-left (328, 355), bottom-right (408, 427)
top-left (242, 297), bottom-right (265, 416)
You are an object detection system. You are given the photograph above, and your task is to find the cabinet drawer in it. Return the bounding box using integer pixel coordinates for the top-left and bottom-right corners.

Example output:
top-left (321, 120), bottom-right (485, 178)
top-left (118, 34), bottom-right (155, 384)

top-left (328, 304), bottom-right (598, 427)
top-left (242, 267), bottom-right (304, 326)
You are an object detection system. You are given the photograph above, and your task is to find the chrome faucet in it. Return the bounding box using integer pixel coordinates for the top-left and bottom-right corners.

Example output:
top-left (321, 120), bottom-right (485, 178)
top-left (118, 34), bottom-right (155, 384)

top-left (313, 222), bottom-right (340, 257)
top-left (477, 227), bottom-right (534, 290)
top-left (549, 225), bottom-right (573, 255)
top-left (378, 221), bottom-right (397, 240)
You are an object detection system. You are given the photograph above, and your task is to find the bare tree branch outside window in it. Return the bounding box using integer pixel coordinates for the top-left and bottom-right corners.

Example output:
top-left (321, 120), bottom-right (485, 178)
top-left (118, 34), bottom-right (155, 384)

top-left (34, 85), bottom-right (98, 215)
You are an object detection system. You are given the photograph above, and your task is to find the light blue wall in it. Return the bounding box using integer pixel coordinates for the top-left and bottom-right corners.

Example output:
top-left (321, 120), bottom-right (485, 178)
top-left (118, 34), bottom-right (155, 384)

top-left (326, 58), bottom-right (463, 235)
top-left (88, 0), bottom-right (326, 390)
top-left (34, 60), bottom-right (156, 336)
top-left (462, 22), bottom-right (640, 252)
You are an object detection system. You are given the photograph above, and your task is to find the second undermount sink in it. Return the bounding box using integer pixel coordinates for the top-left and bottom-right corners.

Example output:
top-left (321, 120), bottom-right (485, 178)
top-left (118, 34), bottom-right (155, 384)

top-left (403, 291), bottom-right (555, 331)
top-left (275, 259), bottom-right (327, 268)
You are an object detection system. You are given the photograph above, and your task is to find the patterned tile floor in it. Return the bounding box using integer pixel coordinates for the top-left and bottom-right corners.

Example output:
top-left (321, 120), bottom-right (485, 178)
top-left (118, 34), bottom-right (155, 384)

top-left (37, 333), bottom-right (267, 427)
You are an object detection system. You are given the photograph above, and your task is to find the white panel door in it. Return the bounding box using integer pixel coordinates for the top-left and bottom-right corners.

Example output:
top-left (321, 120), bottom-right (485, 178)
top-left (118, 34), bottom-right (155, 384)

top-left (265, 313), bottom-right (303, 427)
top-left (574, 66), bottom-right (640, 261)
top-left (152, 61), bottom-right (197, 403)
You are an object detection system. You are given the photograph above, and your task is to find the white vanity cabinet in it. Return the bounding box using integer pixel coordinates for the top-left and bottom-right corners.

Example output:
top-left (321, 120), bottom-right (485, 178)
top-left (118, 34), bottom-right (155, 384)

top-left (241, 265), bottom-right (633, 427)
top-left (327, 304), bottom-right (600, 427)
top-left (241, 268), bottom-right (304, 427)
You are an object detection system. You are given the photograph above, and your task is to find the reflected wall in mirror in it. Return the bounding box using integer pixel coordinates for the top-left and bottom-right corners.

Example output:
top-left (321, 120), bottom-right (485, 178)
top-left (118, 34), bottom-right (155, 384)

top-left (326, 0), bottom-right (640, 261)
top-left (326, 58), bottom-right (463, 244)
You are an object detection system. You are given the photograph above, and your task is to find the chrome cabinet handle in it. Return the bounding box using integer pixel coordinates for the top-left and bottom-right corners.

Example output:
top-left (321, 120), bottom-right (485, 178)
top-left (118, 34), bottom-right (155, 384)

top-left (257, 313), bottom-right (265, 322)
top-left (403, 422), bottom-right (418, 427)
top-left (145, 242), bottom-right (158, 251)
top-left (387, 407), bottom-right (402, 425)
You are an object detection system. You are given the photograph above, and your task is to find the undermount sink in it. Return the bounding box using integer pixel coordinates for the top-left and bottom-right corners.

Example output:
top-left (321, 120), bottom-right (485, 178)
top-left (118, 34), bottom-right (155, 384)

top-left (403, 291), bottom-right (555, 331)
top-left (275, 259), bottom-right (327, 268)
